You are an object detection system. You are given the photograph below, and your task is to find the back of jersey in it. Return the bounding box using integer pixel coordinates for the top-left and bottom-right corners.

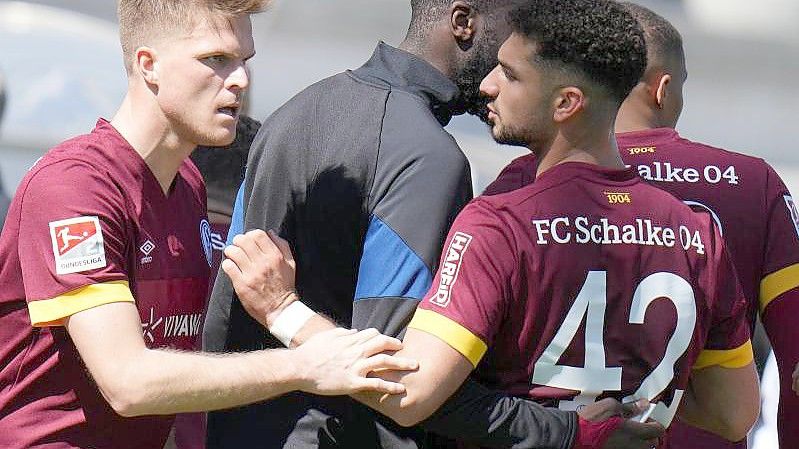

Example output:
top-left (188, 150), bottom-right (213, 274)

top-left (618, 128), bottom-right (799, 328)
top-left (411, 161), bottom-right (751, 431)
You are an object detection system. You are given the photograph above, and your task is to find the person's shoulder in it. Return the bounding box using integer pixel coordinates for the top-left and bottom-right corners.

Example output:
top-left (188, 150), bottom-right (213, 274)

top-left (26, 132), bottom-right (110, 182)
top-left (279, 70), bottom-right (386, 110)
top-left (676, 134), bottom-right (769, 169)
top-left (472, 182), bottom-right (542, 218)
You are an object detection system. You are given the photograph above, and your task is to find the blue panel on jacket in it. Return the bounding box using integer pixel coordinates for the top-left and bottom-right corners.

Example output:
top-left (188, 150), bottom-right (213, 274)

top-left (227, 182), bottom-right (245, 245)
top-left (354, 215), bottom-right (433, 301)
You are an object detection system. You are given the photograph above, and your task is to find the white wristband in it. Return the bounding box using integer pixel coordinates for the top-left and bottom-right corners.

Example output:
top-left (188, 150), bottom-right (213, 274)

top-left (268, 301), bottom-right (315, 347)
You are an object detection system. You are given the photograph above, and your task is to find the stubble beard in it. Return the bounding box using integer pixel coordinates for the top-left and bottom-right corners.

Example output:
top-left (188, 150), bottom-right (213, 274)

top-left (455, 25), bottom-right (501, 123)
top-left (490, 120), bottom-right (533, 148)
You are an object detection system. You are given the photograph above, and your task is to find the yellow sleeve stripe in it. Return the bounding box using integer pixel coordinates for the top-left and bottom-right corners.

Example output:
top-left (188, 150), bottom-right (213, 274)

top-left (28, 280), bottom-right (134, 327)
top-left (693, 340), bottom-right (753, 370)
top-left (760, 263), bottom-right (799, 312)
top-left (407, 308), bottom-right (488, 368)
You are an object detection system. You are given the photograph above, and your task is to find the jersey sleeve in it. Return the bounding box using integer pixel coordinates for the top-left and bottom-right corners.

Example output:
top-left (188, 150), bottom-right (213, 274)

top-left (350, 132), bottom-right (473, 337)
top-left (693, 231), bottom-right (752, 370)
top-left (18, 160), bottom-right (134, 327)
top-left (758, 165), bottom-right (799, 314)
top-left (408, 199), bottom-right (517, 367)
top-left (756, 164), bottom-right (799, 448)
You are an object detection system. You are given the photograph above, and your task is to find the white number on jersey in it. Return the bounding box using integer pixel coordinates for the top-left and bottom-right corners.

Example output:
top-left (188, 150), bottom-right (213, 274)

top-left (531, 271), bottom-right (697, 427)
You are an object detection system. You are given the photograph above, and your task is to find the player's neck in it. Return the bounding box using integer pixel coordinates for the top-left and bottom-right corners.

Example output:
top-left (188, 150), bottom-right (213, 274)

top-left (615, 114), bottom-right (659, 133)
top-left (535, 128), bottom-right (625, 176)
top-left (399, 33), bottom-right (455, 80)
top-left (615, 101), bottom-right (662, 133)
top-left (111, 94), bottom-right (196, 195)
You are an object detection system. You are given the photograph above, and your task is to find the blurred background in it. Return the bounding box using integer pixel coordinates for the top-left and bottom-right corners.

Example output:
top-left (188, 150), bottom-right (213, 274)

top-left (0, 0), bottom-right (797, 195)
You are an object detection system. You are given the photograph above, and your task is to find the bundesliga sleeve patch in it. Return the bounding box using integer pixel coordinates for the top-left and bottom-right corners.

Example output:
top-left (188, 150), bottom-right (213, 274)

top-left (49, 216), bottom-right (107, 275)
top-left (784, 195), bottom-right (799, 238)
top-left (430, 232), bottom-right (472, 308)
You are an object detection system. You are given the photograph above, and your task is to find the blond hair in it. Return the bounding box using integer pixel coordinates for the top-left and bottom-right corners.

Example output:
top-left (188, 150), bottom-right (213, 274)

top-left (118, 0), bottom-right (267, 72)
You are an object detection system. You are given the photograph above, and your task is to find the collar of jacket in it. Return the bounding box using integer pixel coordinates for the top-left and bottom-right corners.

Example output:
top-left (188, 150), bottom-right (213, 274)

top-left (352, 41), bottom-right (464, 126)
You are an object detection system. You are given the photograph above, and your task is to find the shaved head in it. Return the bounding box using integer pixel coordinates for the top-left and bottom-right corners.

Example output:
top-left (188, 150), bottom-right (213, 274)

top-left (620, 2), bottom-right (684, 69)
top-left (615, 3), bottom-right (687, 131)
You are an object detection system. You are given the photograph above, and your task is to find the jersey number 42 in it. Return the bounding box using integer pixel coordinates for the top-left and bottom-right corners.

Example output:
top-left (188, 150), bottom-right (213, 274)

top-left (531, 271), bottom-right (697, 427)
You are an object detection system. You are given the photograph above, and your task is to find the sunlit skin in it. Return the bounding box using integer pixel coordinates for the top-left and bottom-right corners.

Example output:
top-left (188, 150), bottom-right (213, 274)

top-left (153, 14), bottom-right (255, 148)
top-left (615, 46), bottom-right (687, 132)
top-left (480, 33), bottom-right (553, 150)
top-left (111, 13), bottom-right (255, 193)
top-left (479, 32), bottom-right (624, 176)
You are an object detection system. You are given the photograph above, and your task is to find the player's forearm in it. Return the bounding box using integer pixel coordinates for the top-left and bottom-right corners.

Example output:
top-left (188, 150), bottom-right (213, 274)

top-left (349, 329), bottom-right (474, 427)
top-left (677, 363), bottom-right (759, 441)
top-left (350, 363), bottom-right (455, 427)
top-left (421, 380), bottom-right (577, 449)
top-left (285, 314), bottom-right (337, 348)
top-left (350, 364), bottom-right (578, 449)
top-left (106, 347), bottom-right (302, 417)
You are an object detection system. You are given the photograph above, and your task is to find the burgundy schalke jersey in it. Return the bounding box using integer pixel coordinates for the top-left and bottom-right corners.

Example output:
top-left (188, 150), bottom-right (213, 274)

top-left (0, 119), bottom-right (211, 449)
top-left (409, 162), bottom-right (751, 445)
top-left (618, 128), bottom-right (799, 448)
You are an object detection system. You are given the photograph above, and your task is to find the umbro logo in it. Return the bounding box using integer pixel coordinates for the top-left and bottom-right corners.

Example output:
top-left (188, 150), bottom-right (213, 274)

top-left (140, 240), bottom-right (156, 264)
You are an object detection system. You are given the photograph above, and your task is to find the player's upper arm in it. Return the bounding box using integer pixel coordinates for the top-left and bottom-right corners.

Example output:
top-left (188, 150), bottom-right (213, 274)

top-left (406, 199), bottom-right (518, 362)
top-left (64, 301), bottom-right (150, 415)
top-left (679, 362), bottom-right (759, 441)
top-left (684, 226), bottom-right (758, 440)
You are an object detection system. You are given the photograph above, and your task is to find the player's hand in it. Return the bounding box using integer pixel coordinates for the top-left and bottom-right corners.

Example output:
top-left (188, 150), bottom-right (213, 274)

top-left (577, 398), bottom-right (665, 449)
top-left (222, 229), bottom-right (298, 327)
top-left (292, 327), bottom-right (419, 396)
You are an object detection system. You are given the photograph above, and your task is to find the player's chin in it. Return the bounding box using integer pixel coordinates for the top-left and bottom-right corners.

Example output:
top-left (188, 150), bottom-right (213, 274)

top-left (199, 128), bottom-right (237, 147)
top-left (489, 124), bottom-right (504, 141)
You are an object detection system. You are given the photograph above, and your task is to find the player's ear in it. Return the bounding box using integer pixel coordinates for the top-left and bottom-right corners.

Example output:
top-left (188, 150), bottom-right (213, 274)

top-left (655, 73), bottom-right (672, 110)
top-left (449, 1), bottom-right (477, 46)
top-left (553, 86), bottom-right (585, 123)
top-left (136, 46), bottom-right (159, 85)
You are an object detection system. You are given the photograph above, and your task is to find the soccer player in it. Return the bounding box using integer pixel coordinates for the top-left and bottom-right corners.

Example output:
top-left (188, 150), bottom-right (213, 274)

top-left (482, 4), bottom-right (782, 447)
top-left (614, 4), bottom-right (799, 447)
top-left (223, 0), bottom-right (762, 447)
top-left (0, 2), bottom-right (418, 448)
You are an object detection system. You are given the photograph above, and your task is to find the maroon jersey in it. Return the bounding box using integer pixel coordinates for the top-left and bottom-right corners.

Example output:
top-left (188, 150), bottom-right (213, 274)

top-left (409, 162), bottom-right (751, 446)
top-left (618, 128), bottom-right (799, 448)
top-left (0, 119), bottom-right (211, 449)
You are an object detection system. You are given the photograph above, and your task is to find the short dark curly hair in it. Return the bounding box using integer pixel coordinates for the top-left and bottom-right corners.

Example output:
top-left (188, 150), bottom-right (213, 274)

top-left (510, 0), bottom-right (647, 103)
